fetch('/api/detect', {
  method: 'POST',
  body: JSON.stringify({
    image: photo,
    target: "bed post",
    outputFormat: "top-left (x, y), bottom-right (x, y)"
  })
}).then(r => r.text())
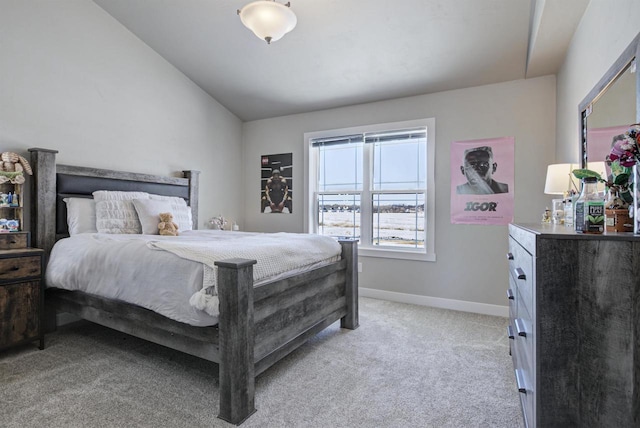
top-left (182, 170), bottom-right (199, 230)
top-left (28, 148), bottom-right (58, 257)
top-left (339, 239), bottom-right (359, 330)
top-left (215, 258), bottom-right (258, 425)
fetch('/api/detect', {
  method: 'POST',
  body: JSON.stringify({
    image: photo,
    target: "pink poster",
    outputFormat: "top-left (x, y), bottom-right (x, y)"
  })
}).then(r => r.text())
top-left (586, 124), bottom-right (629, 163)
top-left (450, 137), bottom-right (515, 225)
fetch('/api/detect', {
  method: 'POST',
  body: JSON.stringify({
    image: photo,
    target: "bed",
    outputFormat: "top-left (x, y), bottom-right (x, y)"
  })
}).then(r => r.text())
top-left (28, 147), bottom-right (359, 425)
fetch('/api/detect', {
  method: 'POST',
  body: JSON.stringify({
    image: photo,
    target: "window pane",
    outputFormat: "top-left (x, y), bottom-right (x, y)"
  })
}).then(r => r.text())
top-left (372, 193), bottom-right (425, 248)
top-left (317, 194), bottom-right (361, 240)
top-left (319, 144), bottom-right (363, 191)
top-left (373, 139), bottom-right (426, 190)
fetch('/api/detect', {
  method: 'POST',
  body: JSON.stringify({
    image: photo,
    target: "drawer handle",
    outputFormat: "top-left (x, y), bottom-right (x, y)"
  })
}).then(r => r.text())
top-left (507, 252), bottom-right (514, 260)
top-left (514, 318), bottom-right (527, 337)
top-left (515, 369), bottom-right (527, 394)
top-left (506, 288), bottom-right (514, 300)
top-left (507, 325), bottom-right (514, 340)
top-left (514, 267), bottom-right (526, 280)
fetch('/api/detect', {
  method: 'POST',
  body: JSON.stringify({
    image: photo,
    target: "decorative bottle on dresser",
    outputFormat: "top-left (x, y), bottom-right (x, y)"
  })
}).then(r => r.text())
top-left (574, 176), bottom-right (604, 234)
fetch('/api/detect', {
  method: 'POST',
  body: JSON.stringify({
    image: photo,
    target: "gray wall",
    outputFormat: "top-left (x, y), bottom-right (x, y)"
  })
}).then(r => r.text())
top-left (0, 0), bottom-right (244, 229)
top-left (242, 76), bottom-right (556, 310)
top-left (556, 0), bottom-right (640, 163)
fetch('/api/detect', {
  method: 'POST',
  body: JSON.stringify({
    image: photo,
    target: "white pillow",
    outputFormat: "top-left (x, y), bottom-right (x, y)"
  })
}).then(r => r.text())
top-left (63, 197), bottom-right (97, 235)
top-left (149, 194), bottom-right (187, 205)
top-left (131, 199), bottom-right (174, 235)
top-left (92, 191), bottom-right (150, 201)
top-left (92, 191), bottom-right (150, 234)
top-left (95, 200), bottom-right (143, 234)
top-left (148, 194), bottom-right (192, 231)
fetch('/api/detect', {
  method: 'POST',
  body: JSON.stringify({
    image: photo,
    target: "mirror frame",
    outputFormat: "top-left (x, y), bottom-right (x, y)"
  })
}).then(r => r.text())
top-left (579, 31), bottom-right (640, 168)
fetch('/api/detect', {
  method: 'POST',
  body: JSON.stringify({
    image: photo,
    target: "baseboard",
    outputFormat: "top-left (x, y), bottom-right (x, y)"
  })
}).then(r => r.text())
top-left (359, 288), bottom-right (509, 317)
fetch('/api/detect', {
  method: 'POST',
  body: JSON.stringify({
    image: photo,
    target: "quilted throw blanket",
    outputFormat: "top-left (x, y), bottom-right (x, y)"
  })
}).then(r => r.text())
top-left (147, 232), bottom-right (341, 316)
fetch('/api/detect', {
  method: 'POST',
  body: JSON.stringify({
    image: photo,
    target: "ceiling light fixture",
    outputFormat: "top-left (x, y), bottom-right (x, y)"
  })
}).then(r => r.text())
top-left (237, 1), bottom-right (297, 44)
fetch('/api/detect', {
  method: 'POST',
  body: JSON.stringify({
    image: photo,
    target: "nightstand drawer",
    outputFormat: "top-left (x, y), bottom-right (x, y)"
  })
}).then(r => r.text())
top-left (0, 256), bottom-right (41, 282)
top-left (0, 248), bottom-right (44, 351)
top-left (0, 280), bottom-right (41, 349)
top-left (0, 232), bottom-right (28, 250)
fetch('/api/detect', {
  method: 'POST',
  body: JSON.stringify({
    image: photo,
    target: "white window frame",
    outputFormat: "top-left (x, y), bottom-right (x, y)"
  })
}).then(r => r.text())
top-left (304, 118), bottom-right (436, 262)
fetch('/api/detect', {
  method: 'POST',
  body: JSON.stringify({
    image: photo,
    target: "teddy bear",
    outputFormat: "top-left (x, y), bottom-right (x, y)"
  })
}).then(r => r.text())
top-left (158, 212), bottom-right (179, 236)
top-left (0, 152), bottom-right (33, 175)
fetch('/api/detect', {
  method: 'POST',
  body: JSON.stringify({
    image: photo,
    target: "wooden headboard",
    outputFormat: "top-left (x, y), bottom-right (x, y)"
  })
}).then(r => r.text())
top-left (28, 148), bottom-right (200, 257)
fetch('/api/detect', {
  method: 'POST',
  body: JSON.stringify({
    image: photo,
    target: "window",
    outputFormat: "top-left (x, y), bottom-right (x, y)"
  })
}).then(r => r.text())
top-left (305, 119), bottom-right (435, 261)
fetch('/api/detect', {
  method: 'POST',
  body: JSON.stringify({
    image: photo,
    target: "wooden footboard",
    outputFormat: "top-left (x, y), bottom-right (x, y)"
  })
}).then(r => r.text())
top-left (215, 239), bottom-right (358, 424)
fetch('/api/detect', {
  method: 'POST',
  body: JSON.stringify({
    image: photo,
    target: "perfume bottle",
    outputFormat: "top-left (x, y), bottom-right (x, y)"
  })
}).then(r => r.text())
top-left (563, 192), bottom-right (574, 227)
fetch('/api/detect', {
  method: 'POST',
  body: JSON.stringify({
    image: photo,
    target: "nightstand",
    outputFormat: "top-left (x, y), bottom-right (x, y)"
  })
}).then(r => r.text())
top-left (0, 232), bottom-right (45, 351)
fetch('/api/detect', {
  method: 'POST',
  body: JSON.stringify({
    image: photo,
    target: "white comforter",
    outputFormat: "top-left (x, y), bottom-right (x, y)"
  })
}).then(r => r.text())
top-left (46, 230), bottom-right (342, 326)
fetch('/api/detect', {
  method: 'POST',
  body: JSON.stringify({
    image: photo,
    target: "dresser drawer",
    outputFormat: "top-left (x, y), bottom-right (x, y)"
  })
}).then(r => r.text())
top-left (0, 255), bottom-right (42, 282)
top-left (507, 277), bottom-right (517, 317)
top-left (513, 299), bottom-right (534, 374)
top-left (0, 232), bottom-right (28, 250)
top-left (508, 237), bottom-right (533, 317)
top-left (514, 366), bottom-right (534, 428)
top-left (507, 284), bottom-right (517, 362)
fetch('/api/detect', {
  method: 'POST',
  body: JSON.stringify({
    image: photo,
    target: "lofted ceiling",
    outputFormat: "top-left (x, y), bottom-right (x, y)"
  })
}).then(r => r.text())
top-left (93, 0), bottom-right (590, 122)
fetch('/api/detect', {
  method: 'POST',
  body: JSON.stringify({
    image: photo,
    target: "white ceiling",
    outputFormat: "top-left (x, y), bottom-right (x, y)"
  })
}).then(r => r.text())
top-left (93, 0), bottom-right (589, 122)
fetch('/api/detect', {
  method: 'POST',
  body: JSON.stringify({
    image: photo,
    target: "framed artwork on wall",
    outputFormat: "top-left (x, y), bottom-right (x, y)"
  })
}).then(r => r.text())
top-left (261, 153), bottom-right (293, 214)
top-left (450, 137), bottom-right (515, 225)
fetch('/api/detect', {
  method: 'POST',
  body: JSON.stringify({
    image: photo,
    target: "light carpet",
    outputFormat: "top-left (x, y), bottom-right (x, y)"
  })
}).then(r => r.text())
top-left (0, 297), bottom-right (523, 427)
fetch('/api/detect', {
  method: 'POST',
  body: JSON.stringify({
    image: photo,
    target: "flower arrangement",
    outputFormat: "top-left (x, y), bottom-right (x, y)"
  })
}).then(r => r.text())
top-left (605, 124), bottom-right (640, 208)
top-left (607, 124), bottom-right (640, 167)
top-left (571, 125), bottom-right (640, 209)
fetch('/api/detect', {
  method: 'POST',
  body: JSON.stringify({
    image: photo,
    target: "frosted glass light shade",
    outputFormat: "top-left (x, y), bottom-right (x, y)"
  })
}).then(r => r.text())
top-left (238, 1), bottom-right (297, 44)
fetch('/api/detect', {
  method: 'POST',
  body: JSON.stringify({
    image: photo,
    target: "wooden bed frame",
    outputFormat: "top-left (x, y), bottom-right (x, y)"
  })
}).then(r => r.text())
top-left (28, 148), bottom-right (359, 425)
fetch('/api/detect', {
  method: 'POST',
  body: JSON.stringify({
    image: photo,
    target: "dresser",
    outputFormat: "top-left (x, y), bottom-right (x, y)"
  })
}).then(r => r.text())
top-left (508, 223), bottom-right (640, 427)
top-left (0, 232), bottom-right (45, 351)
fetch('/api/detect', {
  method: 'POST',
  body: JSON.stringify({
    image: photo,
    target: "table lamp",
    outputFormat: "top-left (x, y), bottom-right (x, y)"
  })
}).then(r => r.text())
top-left (544, 163), bottom-right (579, 226)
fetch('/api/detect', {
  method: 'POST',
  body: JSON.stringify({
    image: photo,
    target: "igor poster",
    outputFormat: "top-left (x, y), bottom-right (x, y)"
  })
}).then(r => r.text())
top-left (450, 137), bottom-right (514, 225)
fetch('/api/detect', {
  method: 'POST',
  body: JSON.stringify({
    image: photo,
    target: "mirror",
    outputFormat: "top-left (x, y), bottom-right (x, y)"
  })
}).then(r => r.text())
top-left (579, 32), bottom-right (640, 168)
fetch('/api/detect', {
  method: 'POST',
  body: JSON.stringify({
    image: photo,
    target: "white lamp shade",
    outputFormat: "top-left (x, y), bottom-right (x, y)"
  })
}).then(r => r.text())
top-left (239, 1), bottom-right (297, 43)
top-left (544, 163), bottom-right (578, 195)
